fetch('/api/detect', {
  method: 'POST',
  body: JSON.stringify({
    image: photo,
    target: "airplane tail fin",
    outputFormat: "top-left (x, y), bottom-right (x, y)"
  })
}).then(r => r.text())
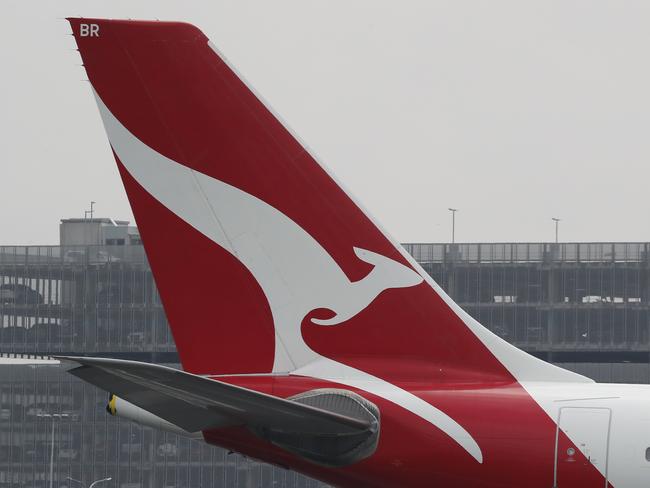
top-left (68, 18), bottom-right (588, 384)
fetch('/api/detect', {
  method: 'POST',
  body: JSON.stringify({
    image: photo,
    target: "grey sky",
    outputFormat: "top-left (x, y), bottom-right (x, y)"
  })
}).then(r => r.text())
top-left (2, 1), bottom-right (650, 245)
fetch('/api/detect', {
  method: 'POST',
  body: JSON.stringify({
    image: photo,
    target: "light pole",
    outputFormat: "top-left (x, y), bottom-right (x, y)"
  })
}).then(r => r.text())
top-left (448, 208), bottom-right (458, 244)
top-left (552, 217), bottom-right (561, 243)
top-left (36, 413), bottom-right (69, 488)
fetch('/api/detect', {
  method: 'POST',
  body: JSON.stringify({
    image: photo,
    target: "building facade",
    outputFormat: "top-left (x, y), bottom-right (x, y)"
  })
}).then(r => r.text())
top-left (406, 242), bottom-right (650, 372)
top-left (1, 240), bottom-right (650, 486)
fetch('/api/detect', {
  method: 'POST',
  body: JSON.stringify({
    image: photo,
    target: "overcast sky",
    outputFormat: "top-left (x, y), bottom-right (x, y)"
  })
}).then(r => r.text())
top-left (2, 1), bottom-right (650, 245)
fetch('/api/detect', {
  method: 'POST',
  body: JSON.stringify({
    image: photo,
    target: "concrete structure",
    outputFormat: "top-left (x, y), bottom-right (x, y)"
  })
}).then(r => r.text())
top-left (60, 218), bottom-right (141, 248)
top-left (1, 234), bottom-right (650, 486)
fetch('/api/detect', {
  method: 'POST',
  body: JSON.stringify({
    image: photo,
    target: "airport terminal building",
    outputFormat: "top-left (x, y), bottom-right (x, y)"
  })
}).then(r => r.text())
top-left (2, 218), bottom-right (650, 487)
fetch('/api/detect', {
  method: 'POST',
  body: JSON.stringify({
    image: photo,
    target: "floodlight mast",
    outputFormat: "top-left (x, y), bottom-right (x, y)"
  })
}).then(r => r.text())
top-left (552, 217), bottom-right (561, 243)
top-left (36, 413), bottom-right (69, 488)
top-left (448, 208), bottom-right (458, 244)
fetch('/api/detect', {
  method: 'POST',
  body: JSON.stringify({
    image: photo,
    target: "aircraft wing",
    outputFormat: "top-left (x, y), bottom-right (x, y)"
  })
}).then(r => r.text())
top-left (57, 356), bottom-right (373, 436)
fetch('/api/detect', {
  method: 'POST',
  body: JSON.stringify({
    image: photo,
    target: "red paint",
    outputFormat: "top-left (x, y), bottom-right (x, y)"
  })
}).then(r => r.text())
top-left (67, 18), bottom-right (612, 487)
top-left (207, 375), bottom-right (611, 488)
top-left (116, 155), bottom-right (275, 374)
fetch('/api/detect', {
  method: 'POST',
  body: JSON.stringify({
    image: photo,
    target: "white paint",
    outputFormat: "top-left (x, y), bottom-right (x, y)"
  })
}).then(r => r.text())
top-left (93, 92), bottom-right (482, 463)
top-left (93, 88), bottom-right (423, 373)
top-left (555, 407), bottom-right (611, 487)
top-left (523, 381), bottom-right (650, 488)
top-left (311, 247), bottom-right (423, 326)
top-left (79, 24), bottom-right (99, 37)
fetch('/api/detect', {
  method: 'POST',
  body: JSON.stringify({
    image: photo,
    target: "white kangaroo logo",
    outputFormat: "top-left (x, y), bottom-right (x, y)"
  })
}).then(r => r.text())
top-left (311, 247), bottom-right (424, 326)
top-left (93, 89), bottom-right (483, 463)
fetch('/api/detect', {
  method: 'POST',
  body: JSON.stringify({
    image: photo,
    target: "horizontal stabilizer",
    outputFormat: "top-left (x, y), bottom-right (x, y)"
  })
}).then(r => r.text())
top-left (57, 356), bottom-right (373, 435)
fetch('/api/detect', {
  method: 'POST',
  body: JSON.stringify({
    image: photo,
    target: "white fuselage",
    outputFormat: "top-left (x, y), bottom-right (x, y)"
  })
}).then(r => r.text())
top-left (525, 382), bottom-right (650, 487)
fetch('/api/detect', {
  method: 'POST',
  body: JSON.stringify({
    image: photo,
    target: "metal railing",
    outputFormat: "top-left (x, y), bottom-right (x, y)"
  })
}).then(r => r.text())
top-left (403, 242), bottom-right (650, 264)
top-left (1, 242), bottom-right (648, 267)
top-left (0, 245), bottom-right (148, 267)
